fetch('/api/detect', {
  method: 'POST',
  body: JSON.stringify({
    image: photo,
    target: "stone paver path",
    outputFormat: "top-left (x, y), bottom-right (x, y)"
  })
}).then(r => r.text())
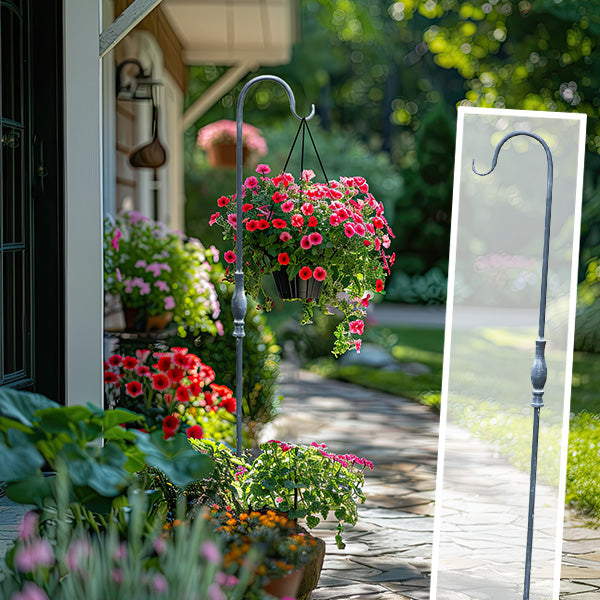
top-left (266, 363), bottom-right (600, 599)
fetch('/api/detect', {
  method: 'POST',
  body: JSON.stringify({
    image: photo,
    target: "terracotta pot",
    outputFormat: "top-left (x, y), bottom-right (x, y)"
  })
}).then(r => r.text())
top-left (122, 306), bottom-right (173, 332)
top-left (272, 267), bottom-right (323, 301)
top-left (262, 567), bottom-right (304, 599)
top-left (296, 533), bottom-right (326, 600)
top-left (205, 142), bottom-right (248, 168)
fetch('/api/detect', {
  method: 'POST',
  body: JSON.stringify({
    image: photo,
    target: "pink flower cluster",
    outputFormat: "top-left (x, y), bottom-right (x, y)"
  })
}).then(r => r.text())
top-left (311, 442), bottom-right (374, 470)
top-left (197, 119), bottom-right (267, 155)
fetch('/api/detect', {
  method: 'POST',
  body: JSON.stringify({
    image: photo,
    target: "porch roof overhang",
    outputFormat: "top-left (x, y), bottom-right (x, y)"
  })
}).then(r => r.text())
top-left (161, 0), bottom-right (298, 66)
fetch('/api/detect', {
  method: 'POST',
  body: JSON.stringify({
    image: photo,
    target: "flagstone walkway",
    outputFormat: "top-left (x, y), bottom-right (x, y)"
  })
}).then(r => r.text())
top-left (265, 363), bottom-right (600, 600)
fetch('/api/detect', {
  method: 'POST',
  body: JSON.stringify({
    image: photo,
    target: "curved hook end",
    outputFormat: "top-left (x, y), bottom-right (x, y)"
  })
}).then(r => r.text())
top-left (472, 157), bottom-right (493, 177)
top-left (302, 103), bottom-right (316, 121)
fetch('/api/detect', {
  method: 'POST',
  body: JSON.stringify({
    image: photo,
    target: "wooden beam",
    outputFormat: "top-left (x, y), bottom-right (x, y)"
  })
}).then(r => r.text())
top-left (181, 63), bottom-right (253, 132)
top-left (99, 0), bottom-right (164, 57)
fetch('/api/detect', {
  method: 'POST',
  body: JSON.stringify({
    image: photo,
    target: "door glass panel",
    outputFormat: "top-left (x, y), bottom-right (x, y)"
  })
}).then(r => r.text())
top-left (1, 1), bottom-right (23, 123)
top-left (3, 251), bottom-right (25, 376)
top-left (2, 125), bottom-right (22, 243)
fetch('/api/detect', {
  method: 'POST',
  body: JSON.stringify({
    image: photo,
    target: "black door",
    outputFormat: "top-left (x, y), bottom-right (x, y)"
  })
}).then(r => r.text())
top-left (1, 0), bottom-right (64, 402)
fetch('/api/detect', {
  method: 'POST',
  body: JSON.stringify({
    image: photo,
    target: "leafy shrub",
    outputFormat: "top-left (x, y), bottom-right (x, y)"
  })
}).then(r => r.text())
top-left (386, 267), bottom-right (448, 304)
top-left (177, 281), bottom-right (282, 446)
top-left (566, 412), bottom-right (600, 517)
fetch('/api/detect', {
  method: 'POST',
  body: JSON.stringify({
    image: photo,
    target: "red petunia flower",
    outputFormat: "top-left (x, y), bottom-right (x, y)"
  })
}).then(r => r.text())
top-left (375, 279), bottom-right (384, 292)
top-left (104, 371), bottom-right (118, 384)
top-left (186, 425), bottom-right (204, 440)
top-left (300, 235), bottom-right (312, 250)
top-left (108, 354), bottom-right (123, 367)
top-left (126, 381), bottom-right (143, 398)
top-left (224, 251), bottom-right (236, 264)
top-left (217, 196), bottom-right (230, 207)
top-left (156, 356), bottom-right (171, 372)
top-left (272, 218), bottom-right (287, 229)
top-left (122, 356), bottom-right (138, 370)
top-left (299, 266), bottom-right (312, 280)
top-left (167, 367), bottom-right (185, 384)
top-left (257, 219), bottom-right (270, 230)
top-left (136, 365), bottom-right (151, 377)
top-left (308, 216), bottom-right (318, 227)
top-left (246, 220), bottom-right (258, 231)
top-left (278, 253), bottom-right (290, 266)
top-left (152, 373), bottom-right (170, 391)
top-left (279, 232), bottom-right (292, 242)
top-left (220, 396), bottom-right (236, 413)
top-left (162, 415), bottom-right (180, 439)
top-left (301, 202), bottom-right (314, 216)
top-left (313, 266), bottom-right (327, 281)
top-left (291, 215), bottom-right (304, 228)
top-left (272, 191), bottom-right (288, 203)
top-left (349, 319), bottom-right (365, 335)
top-left (176, 385), bottom-right (190, 403)
top-left (242, 203), bottom-right (254, 212)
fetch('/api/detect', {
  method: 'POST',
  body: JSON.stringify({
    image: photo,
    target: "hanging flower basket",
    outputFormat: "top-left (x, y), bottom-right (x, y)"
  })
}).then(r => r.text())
top-left (272, 265), bottom-right (323, 300)
top-left (197, 119), bottom-right (267, 169)
top-left (210, 164), bottom-right (395, 356)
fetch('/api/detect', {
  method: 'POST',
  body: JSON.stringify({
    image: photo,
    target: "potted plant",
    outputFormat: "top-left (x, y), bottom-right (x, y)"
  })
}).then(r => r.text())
top-left (191, 438), bottom-right (373, 599)
top-left (210, 507), bottom-right (318, 599)
top-left (104, 211), bottom-right (222, 336)
top-left (210, 165), bottom-right (396, 356)
top-left (197, 119), bottom-right (268, 168)
top-left (104, 346), bottom-right (240, 447)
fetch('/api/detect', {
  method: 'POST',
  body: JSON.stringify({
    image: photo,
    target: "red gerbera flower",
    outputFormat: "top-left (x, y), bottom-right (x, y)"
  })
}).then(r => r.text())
top-left (125, 381), bottom-right (143, 398)
top-left (186, 425), bottom-right (204, 440)
top-left (152, 373), bottom-right (170, 391)
top-left (299, 266), bottom-right (312, 280)
top-left (278, 253), bottom-right (290, 266)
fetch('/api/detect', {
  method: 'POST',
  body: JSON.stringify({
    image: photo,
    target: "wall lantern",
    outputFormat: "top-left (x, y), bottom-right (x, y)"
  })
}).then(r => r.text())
top-left (115, 59), bottom-right (162, 101)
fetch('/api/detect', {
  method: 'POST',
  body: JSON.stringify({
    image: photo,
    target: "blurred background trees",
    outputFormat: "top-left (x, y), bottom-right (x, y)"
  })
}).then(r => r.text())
top-left (184, 0), bottom-right (600, 317)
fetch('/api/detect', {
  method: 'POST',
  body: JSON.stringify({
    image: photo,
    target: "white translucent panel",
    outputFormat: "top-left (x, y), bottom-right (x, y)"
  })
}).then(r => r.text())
top-left (432, 108), bottom-right (586, 600)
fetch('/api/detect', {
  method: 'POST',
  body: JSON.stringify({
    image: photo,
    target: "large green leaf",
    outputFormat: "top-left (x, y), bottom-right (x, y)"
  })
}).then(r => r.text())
top-left (0, 430), bottom-right (44, 481)
top-left (133, 430), bottom-right (214, 487)
top-left (5, 474), bottom-right (53, 507)
top-left (103, 408), bottom-right (144, 430)
top-left (35, 406), bottom-right (93, 434)
top-left (59, 442), bottom-right (129, 497)
top-left (0, 388), bottom-right (58, 428)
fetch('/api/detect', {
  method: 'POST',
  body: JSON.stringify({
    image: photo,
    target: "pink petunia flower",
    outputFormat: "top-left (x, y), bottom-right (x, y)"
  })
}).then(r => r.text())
top-left (300, 235), bottom-right (312, 250)
top-left (224, 251), bottom-right (236, 264)
top-left (281, 200), bottom-right (294, 213)
top-left (308, 232), bottom-right (323, 246)
top-left (227, 214), bottom-right (237, 228)
top-left (111, 228), bottom-right (122, 251)
top-left (349, 319), bottom-right (365, 335)
top-left (291, 214), bottom-right (304, 227)
top-left (301, 202), bottom-right (314, 215)
top-left (344, 223), bottom-right (355, 238)
top-left (302, 169), bottom-right (316, 181)
top-left (256, 164), bottom-right (271, 174)
top-left (244, 176), bottom-right (259, 189)
top-left (209, 212), bottom-right (220, 226)
top-left (313, 266), bottom-right (327, 281)
top-left (279, 232), bottom-right (292, 242)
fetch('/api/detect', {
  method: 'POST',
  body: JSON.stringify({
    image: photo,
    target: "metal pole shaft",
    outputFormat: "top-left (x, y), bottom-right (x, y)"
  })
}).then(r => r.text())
top-left (232, 75), bottom-right (315, 456)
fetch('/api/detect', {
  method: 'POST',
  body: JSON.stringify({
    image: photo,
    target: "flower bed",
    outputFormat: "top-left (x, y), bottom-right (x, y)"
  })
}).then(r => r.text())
top-left (211, 165), bottom-right (395, 355)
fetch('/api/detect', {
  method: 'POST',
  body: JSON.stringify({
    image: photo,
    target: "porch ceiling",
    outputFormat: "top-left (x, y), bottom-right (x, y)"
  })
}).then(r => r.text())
top-left (161, 0), bottom-right (297, 66)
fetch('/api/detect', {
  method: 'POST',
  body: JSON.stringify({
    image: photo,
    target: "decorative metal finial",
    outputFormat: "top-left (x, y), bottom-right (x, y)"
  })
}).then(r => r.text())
top-left (473, 130), bottom-right (553, 600)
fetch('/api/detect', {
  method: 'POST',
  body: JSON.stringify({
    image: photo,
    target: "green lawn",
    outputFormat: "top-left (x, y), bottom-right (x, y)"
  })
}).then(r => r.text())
top-left (308, 323), bottom-right (600, 519)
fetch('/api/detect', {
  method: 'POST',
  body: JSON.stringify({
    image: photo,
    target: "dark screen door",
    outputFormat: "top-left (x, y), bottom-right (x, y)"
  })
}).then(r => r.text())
top-left (1, 0), bottom-right (64, 401)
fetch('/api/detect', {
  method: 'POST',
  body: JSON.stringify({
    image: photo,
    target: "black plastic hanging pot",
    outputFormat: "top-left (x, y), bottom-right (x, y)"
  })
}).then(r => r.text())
top-left (272, 267), bottom-right (323, 300)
